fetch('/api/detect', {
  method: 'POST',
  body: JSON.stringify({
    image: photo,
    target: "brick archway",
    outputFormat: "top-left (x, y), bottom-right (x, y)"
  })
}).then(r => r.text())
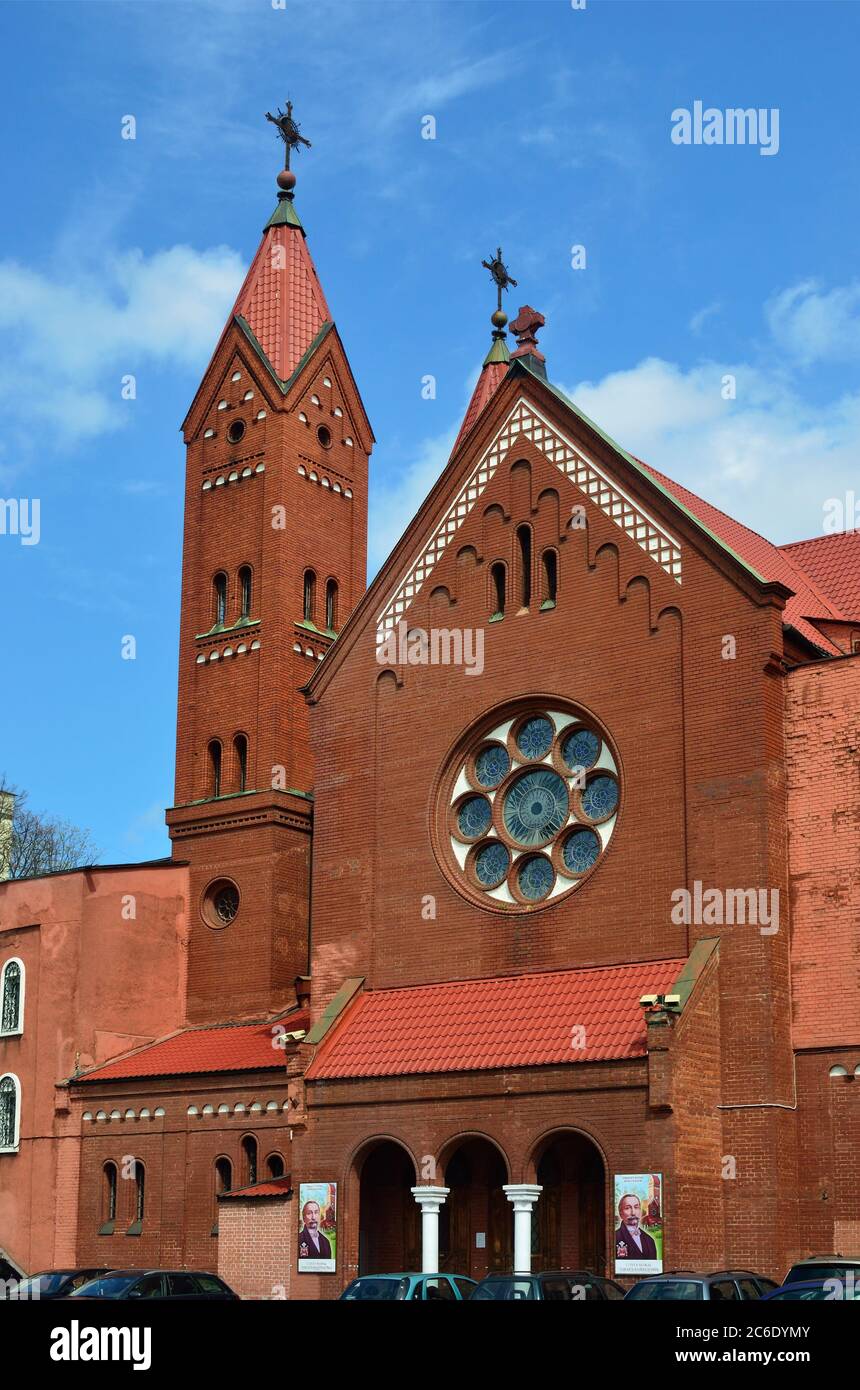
top-left (528, 1128), bottom-right (607, 1275)
top-left (355, 1139), bottom-right (420, 1275)
top-left (438, 1135), bottom-right (513, 1280)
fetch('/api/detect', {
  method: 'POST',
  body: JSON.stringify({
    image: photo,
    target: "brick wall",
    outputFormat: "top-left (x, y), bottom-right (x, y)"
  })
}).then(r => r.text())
top-left (218, 1196), bottom-right (293, 1300)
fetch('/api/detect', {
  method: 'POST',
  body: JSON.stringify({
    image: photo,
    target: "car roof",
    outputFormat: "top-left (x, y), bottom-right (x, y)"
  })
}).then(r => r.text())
top-left (791, 1254), bottom-right (860, 1263)
top-left (84, 1268), bottom-right (220, 1278)
top-left (478, 1270), bottom-right (610, 1282)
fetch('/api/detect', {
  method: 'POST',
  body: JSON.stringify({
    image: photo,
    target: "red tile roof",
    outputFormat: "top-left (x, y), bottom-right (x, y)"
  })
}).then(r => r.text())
top-left (640, 463), bottom-right (846, 653)
top-left (305, 961), bottom-right (685, 1080)
top-left (780, 531), bottom-right (860, 622)
top-left (220, 1176), bottom-right (292, 1201)
top-left (452, 360), bottom-right (508, 455)
top-left (232, 224), bottom-right (330, 381)
top-left (78, 1011), bottom-right (308, 1082)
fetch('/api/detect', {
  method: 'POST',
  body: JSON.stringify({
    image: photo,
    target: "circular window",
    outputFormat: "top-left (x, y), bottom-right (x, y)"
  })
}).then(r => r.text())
top-left (436, 700), bottom-right (620, 912)
top-left (317, 425), bottom-right (332, 449)
top-left (227, 419), bottom-right (246, 445)
top-left (202, 879), bottom-right (240, 929)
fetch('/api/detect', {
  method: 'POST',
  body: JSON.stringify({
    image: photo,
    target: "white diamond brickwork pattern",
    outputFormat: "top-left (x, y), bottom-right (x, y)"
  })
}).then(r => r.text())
top-left (377, 397), bottom-right (682, 642)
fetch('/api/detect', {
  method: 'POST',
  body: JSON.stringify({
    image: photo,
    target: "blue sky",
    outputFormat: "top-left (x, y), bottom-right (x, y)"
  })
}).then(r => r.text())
top-left (1, 0), bottom-right (859, 864)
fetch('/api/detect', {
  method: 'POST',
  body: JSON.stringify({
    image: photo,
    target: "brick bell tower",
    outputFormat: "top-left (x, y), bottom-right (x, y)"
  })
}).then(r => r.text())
top-left (167, 103), bottom-right (373, 1024)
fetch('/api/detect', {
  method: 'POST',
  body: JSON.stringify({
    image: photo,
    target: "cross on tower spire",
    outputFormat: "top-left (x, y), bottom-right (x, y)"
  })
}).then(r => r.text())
top-left (265, 99), bottom-right (311, 199)
top-left (481, 247), bottom-right (517, 333)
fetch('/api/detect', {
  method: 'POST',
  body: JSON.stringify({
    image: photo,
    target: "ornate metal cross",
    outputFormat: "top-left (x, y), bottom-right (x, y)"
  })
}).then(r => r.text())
top-left (481, 248), bottom-right (518, 314)
top-left (265, 100), bottom-right (312, 170)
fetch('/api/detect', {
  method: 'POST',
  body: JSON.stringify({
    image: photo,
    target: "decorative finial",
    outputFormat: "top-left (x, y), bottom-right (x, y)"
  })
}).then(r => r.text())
top-left (265, 99), bottom-right (311, 197)
top-left (481, 247), bottom-right (517, 334)
top-left (510, 305), bottom-right (546, 363)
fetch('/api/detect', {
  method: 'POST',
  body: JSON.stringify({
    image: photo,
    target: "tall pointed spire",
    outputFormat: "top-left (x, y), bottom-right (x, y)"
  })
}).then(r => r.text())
top-left (227, 101), bottom-right (330, 383)
top-left (451, 248), bottom-right (513, 455)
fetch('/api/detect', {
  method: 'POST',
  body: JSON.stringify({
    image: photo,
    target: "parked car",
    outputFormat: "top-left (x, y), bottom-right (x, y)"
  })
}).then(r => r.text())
top-left (624, 1269), bottom-right (778, 1301)
top-left (472, 1270), bottom-right (625, 1301)
top-left (763, 1279), bottom-right (860, 1302)
top-left (67, 1269), bottom-right (239, 1300)
top-left (13, 1268), bottom-right (112, 1301)
top-left (783, 1256), bottom-right (860, 1287)
top-left (339, 1273), bottom-right (476, 1300)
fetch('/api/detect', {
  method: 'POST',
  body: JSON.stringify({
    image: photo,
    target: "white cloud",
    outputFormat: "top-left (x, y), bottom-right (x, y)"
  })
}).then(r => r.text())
top-left (689, 301), bottom-right (721, 334)
top-left (765, 280), bottom-right (860, 366)
top-left (369, 285), bottom-right (860, 573)
top-left (0, 244), bottom-right (245, 467)
top-left (567, 357), bottom-right (860, 543)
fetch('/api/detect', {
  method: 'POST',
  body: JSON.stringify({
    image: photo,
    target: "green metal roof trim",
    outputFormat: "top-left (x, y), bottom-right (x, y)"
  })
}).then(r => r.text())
top-left (509, 356), bottom-right (767, 586)
top-left (264, 197), bottom-right (305, 233)
top-left (172, 786), bottom-right (314, 809)
top-left (304, 977), bottom-right (365, 1048)
top-left (668, 937), bottom-right (720, 1011)
top-left (483, 335), bottom-right (511, 367)
top-left (235, 316), bottom-right (333, 395)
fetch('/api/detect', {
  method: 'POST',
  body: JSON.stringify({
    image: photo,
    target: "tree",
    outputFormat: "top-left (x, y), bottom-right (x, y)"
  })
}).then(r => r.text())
top-left (0, 777), bottom-right (100, 881)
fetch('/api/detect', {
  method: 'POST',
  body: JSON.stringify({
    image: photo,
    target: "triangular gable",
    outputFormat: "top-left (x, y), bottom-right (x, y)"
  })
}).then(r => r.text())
top-left (307, 365), bottom-right (796, 702)
top-left (376, 392), bottom-right (683, 643)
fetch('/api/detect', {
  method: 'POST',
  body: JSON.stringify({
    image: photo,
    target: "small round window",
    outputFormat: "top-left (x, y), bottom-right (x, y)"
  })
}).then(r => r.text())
top-left (435, 701), bottom-right (620, 913)
top-left (202, 878), bottom-right (240, 929)
top-left (317, 425), bottom-right (332, 449)
top-left (227, 419), bottom-right (246, 445)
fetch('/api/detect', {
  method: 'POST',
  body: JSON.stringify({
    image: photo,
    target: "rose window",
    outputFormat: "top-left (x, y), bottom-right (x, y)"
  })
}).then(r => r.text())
top-left (438, 703), bottom-right (620, 911)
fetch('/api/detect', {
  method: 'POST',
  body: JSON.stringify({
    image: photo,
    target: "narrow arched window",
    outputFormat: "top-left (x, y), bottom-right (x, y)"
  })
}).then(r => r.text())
top-left (238, 566), bottom-right (252, 620)
top-left (234, 734), bottom-right (248, 793)
top-left (303, 569), bottom-right (316, 624)
top-left (134, 1162), bottom-right (145, 1223)
top-left (208, 740), bottom-right (222, 798)
top-left (541, 549), bottom-right (558, 608)
top-left (325, 578), bottom-right (338, 632)
top-left (242, 1135), bottom-right (258, 1187)
top-left (517, 525), bottom-right (532, 608)
top-left (215, 1156), bottom-right (232, 1196)
top-left (490, 562), bottom-right (506, 619)
top-left (212, 1155), bottom-right (232, 1236)
top-left (1, 960), bottom-right (23, 1035)
top-left (0, 1074), bottom-right (20, 1151)
top-left (103, 1162), bottom-right (117, 1226)
top-left (213, 572), bottom-right (228, 627)
top-left (266, 1153), bottom-right (286, 1179)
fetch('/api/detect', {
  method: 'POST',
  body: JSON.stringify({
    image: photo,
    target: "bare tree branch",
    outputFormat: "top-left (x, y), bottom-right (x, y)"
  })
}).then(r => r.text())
top-left (0, 775), bottom-right (100, 880)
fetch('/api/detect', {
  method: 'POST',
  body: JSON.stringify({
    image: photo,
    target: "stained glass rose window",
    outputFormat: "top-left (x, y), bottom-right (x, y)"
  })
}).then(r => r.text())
top-left (441, 703), bottom-right (620, 911)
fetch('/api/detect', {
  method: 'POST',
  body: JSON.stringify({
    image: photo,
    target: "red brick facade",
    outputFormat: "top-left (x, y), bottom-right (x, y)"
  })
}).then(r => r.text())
top-left (2, 164), bottom-right (858, 1297)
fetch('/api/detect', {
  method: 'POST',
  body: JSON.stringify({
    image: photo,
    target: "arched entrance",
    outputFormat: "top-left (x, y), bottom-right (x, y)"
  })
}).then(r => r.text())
top-left (439, 1137), bottom-right (512, 1279)
top-left (358, 1141), bottom-right (420, 1274)
top-left (533, 1131), bottom-right (606, 1273)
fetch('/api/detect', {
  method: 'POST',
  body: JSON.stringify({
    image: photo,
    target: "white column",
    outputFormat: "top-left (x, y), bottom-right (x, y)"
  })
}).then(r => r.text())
top-left (411, 1186), bottom-right (450, 1273)
top-left (503, 1183), bottom-right (543, 1275)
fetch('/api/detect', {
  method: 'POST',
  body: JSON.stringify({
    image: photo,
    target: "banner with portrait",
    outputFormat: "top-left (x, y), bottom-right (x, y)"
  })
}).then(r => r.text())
top-left (297, 1182), bottom-right (337, 1273)
top-left (613, 1173), bottom-right (663, 1276)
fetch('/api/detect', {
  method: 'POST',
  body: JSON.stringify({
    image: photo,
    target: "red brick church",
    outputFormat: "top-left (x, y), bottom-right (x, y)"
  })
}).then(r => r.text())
top-left (1, 119), bottom-right (858, 1298)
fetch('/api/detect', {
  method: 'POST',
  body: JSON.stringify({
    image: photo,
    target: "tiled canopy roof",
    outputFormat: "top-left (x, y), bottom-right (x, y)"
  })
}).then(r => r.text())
top-left (77, 1011), bottom-right (308, 1083)
top-left (780, 531), bottom-right (860, 623)
top-left (305, 960), bottom-right (685, 1081)
top-left (219, 1176), bottom-right (293, 1201)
